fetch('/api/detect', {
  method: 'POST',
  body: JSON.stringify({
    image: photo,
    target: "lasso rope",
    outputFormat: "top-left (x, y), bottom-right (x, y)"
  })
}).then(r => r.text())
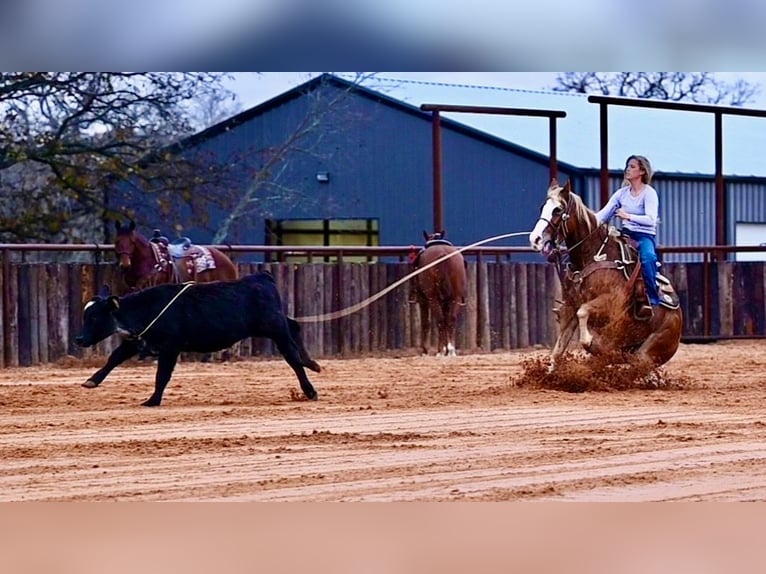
top-left (295, 231), bottom-right (530, 323)
top-left (137, 281), bottom-right (195, 338)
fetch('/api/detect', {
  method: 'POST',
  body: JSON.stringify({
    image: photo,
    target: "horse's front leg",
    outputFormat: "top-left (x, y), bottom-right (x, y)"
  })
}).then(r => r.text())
top-left (575, 295), bottom-right (613, 352)
top-left (550, 315), bottom-right (578, 371)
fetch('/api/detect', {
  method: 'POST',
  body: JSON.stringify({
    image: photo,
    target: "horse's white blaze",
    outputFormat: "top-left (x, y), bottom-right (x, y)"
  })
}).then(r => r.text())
top-left (529, 198), bottom-right (558, 250)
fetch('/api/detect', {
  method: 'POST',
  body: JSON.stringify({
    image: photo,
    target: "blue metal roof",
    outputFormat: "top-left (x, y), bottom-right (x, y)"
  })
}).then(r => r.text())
top-left (355, 75), bottom-right (766, 178)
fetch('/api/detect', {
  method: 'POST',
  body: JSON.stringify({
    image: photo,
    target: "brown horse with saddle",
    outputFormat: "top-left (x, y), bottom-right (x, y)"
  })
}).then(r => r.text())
top-left (409, 230), bottom-right (468, 357)
top-left (113, 220), bottom-right (240, 361)
top-left (113, 220), bottom-right (238, 292)
top-left (529, 180), bottom-right (683, 369)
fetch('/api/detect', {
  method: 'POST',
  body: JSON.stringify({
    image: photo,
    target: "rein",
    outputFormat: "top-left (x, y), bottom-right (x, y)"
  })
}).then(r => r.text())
top-left (540, 194), bottom-right (607, 267)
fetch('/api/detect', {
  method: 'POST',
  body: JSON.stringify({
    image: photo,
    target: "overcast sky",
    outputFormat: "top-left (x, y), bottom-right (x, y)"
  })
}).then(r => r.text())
top-left (226, 73), bottom-right (766, 112)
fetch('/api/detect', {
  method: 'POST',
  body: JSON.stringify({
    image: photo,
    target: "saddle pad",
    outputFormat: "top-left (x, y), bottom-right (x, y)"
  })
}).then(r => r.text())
top-left (652, 272), bottom-right (679, 308)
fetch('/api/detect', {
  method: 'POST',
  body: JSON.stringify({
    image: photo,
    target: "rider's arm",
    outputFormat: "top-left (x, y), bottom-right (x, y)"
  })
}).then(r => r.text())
top-left (625, 187), bottom-right (658, 227)
top-left (595, 190), bottom-right (622, 225)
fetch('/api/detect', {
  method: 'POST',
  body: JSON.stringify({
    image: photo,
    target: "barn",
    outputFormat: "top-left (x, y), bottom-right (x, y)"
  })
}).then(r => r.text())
top-left (111, 73), bottom-right (766, 263)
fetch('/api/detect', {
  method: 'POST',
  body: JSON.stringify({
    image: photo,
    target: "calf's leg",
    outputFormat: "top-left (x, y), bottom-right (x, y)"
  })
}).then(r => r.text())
top-left (83, 339), bottom-right (140, 388)
top-left (273, 333), bottom-right (318, 401)
top-left (287, 318), bottom-right (321, 373)
top-left (142, 351), bottom-right (180, 407)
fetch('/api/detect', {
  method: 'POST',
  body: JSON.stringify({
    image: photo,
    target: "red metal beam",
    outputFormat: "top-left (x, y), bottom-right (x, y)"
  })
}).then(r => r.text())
top-left (431, 111), bottom-right (444, 233)
top-left (420, 103), bottom-right (567, 236)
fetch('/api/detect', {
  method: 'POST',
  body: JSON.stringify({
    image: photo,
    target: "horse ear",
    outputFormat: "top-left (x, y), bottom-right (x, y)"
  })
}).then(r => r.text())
top-left (439, 229), bottom-right (445, 238)
top-left (114, 220), bottom-right (120, 232)
top-left (98, 284), bottom-right (111, 299)
top-left (550, 177), bottom-right (559, 188)
top-left (423, 230), bottom-right (429, 241)
top-left (562, 180), bottom-right (572, 194)
top-left (128, 220), bottom-right (136, 232)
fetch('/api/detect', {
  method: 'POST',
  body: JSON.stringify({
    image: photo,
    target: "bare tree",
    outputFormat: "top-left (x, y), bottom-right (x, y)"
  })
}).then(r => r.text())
top-left (0, 72), bottom-right (238, 242)
top-left (187, 85), bottom-right (246, 132)
top-left (551, 72), bottom-right (760, 106)
top-left (210, 72), bottom-right (378, 244)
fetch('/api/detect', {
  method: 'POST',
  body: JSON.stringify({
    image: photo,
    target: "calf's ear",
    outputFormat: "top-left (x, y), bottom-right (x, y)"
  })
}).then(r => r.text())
top-left (108, 296), bottom-right (120, 310)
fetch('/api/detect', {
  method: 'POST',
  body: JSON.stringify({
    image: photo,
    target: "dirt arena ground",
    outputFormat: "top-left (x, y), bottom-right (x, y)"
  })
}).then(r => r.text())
top-left (2, 340), bottom-right (766, 501)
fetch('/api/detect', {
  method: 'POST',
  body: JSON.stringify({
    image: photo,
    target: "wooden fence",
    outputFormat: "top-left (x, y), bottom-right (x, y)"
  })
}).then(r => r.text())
top-left (1, 259), bottom-right (765, 368)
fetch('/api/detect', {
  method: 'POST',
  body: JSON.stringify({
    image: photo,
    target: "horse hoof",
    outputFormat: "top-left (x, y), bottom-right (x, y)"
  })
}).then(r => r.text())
top-left (82, 380), bottom-right (99, 388)
top-left (141, 398), bottom-right (161, 407)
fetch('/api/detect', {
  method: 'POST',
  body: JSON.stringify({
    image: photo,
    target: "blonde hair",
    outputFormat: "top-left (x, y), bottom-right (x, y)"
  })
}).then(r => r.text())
top-left (624, 154), bottom-right (653, 185)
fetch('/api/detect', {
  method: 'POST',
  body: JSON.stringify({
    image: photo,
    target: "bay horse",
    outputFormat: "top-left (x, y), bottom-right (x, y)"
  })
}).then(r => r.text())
top-left (410, 230), bottom-right (467, 357)
top-left (113, 220), bottom-right (239, 361)
top-left (528, 180), bottom-right (683, 369)
top-left (114, 220), bottom-right (238, 292)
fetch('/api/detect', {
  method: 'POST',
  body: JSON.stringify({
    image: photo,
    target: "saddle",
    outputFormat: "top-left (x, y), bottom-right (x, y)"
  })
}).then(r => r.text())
top-left (409, 238), bottom-right (454, 267)
top-left (166, 236), bottom-right (217, 277)
top-left (613, 232), bottom-right (680, 311)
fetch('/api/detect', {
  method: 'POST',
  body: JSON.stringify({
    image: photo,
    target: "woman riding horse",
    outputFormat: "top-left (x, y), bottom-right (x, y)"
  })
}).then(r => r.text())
top-left (529, 180), bottom-right (682, 370)
top-left (595, 154), bottom-right (661, 320)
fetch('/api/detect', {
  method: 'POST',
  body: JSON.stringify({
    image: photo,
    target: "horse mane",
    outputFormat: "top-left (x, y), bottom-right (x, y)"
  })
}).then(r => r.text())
top-left (548, 183), bottom-right (596, 233)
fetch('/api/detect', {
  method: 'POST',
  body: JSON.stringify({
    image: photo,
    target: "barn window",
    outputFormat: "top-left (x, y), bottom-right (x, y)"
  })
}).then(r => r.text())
top-left (265, 218), bottom-right (380, 263)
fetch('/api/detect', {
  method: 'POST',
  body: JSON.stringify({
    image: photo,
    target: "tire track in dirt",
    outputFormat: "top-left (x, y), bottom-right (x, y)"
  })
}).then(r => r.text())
top-left (3, 342), bottom-right (766, 501)
top-left (2, 403), bottom-right (765, 501)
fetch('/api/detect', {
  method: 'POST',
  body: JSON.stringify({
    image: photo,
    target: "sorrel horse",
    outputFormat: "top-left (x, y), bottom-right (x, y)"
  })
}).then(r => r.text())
top-left (410, 230), bottom-right (467, 357)
top-left (528, 180), bottom-right (683, 369)
top-left (114, 220), bottom-right (238, 292)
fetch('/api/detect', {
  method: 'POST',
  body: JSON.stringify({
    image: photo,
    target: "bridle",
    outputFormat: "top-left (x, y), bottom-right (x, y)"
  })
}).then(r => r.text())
top-left (538, 193), bottom-right (600, 257)
top-left (536, 194), bottom-right (574, 255)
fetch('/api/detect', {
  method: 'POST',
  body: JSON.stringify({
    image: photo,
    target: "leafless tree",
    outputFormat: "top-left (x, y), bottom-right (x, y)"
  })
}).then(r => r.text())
top-left (551, 72), bottom-right (760, 106)
top-left (0, 72), bottom-right (237, 242)
top-left (210, 72), bottom-right (378, 244)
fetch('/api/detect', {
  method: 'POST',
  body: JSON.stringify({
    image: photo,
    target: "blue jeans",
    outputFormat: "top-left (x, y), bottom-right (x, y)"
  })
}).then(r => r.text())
top-left (623, 230), bottom-right (660, 305)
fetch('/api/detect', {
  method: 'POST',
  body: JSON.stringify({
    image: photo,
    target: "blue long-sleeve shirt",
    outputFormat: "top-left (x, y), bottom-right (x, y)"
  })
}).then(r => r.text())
top-left (595, 184), bottom-right (659, 235)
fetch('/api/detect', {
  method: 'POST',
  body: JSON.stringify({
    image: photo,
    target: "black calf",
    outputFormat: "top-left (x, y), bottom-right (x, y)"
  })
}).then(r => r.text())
top-left (75, 273), bottom-right (321, 406)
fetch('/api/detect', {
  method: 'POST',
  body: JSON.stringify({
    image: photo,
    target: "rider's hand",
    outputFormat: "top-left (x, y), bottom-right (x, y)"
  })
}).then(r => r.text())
top-left (616, 208), bottom-right (630, 221)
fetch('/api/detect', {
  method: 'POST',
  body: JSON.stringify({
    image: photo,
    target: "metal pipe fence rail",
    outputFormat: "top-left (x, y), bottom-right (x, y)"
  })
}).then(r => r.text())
top-left (1, 243), bottom-right (766, 367)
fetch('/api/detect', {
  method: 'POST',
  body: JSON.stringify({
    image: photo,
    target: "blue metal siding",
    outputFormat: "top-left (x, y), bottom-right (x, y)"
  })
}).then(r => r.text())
top-left (120, 82), bottom-right (571, 258)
